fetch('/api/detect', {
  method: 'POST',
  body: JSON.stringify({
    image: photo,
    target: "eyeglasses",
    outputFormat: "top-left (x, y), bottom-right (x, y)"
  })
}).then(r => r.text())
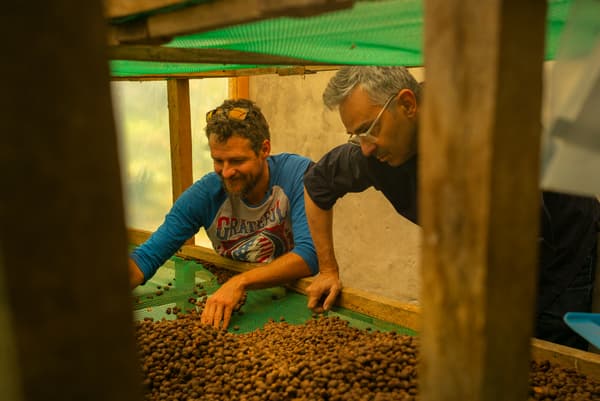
top-left (347, 94), bottom-right (396, 146)
top-left (206, 107), bottom-right (249, 122)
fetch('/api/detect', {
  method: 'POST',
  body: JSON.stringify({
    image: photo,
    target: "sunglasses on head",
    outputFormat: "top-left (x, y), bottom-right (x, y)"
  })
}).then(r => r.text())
top-left (206, 107), bottom-right (249, 123)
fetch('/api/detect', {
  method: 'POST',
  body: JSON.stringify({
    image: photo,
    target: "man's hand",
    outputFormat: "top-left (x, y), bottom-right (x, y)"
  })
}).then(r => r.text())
top-left (128, 258), bottom-right (144, 289)
top-left (306, 271), bottom-right (342, 313)
top-left (201, 276), bottom-right (245, 330)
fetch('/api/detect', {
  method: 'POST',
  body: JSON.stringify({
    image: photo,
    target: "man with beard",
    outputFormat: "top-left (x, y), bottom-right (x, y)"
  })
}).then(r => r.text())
top-left (303, 66), bottom-right (599, 350)
top-left (129, 99), bottom-right (318, 330)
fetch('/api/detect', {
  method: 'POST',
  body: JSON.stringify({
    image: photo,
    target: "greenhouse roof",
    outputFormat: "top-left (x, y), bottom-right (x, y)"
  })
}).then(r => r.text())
top-left (108, 0), bottom-right (573, 77)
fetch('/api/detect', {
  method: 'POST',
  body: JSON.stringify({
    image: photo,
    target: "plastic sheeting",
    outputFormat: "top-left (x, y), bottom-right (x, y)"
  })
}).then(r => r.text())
top-left (541, 0), bottom-right (600, 196)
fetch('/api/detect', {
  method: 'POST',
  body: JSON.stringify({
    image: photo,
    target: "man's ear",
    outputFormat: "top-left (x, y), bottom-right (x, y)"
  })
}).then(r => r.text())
top-left (397, 89), bottom-right (417, 118)
top-left (260, 139), bottom-right (271, 157)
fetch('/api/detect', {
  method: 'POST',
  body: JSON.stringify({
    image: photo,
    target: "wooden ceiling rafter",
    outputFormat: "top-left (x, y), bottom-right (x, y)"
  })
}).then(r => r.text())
top-left (108, 45), bottom-right (336, 65)
top-left (106, 0), bottom-right (355, 45)
top-left (109, 65), bottom-right (341, 80)
top-left (104, 0), bottom-right (187, 19)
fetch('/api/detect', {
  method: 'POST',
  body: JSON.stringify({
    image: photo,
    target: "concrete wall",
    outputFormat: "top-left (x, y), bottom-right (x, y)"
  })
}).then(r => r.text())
top-left (250, 70), bottom-right (424, 304)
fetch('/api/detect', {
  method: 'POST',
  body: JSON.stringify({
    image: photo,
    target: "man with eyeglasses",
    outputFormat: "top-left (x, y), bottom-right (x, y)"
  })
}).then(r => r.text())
top-left (129, 98), bottom-right (318, 330)
top-left (303, 66), bottom-right (599, 350)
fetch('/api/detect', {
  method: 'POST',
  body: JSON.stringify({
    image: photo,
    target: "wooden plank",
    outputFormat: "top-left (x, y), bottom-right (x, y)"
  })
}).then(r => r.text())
top-left (167, 79), bottom-right (193, 202)
top-left (0, 261), bottom-right (23, 401)
top-left (104, 0), bottom-right (185, 18)
top-left (180, 244), bottom-right (259, 271)
top-left (108, 45), bottom-right (333, 65)
top-left (108, 0), bottom-right (354, 44)
top-left (128, 228), bottom-right (153, 244)
top-left (1, 2), bottom-right (142, 400)
top-left (531, 339), bottom-right (600, 380)
top-left (229, 76), bottom-right (250, 99)
top-left (167, 79), bottom-right (194, 245)
top-left (288, 280), bottom-right (422, 331)
top-left (147, 0), bottom-right (354, 39)
top-left (110, 65), bottom-right (339, 80)
top-left (420, 0), bottom-right (546, 400)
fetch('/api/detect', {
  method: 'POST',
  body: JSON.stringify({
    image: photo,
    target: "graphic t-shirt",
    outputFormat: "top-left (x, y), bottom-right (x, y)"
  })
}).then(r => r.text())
top-left (208, 187), bottom-right (293, 263)
top-left (132, 153), bottom-right (317, 282)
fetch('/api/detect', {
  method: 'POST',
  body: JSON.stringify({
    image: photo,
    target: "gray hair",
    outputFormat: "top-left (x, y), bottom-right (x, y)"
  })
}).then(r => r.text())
top-left (323, 66), bottom-right (422, 109)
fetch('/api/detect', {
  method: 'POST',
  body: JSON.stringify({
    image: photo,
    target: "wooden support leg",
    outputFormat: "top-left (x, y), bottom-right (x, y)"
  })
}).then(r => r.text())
top-left (421, 1), bottom-right (546, 400)
top-left (0, 2), bottom-right (142, 400)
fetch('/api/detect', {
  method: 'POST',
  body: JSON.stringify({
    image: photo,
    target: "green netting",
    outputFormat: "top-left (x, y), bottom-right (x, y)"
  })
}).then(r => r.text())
top-left (111, 0), bottom-right (572, 77)
top-left (110, 61), bottom-right (262, 76)
top-left (132, 256), bottom-right (417, 336)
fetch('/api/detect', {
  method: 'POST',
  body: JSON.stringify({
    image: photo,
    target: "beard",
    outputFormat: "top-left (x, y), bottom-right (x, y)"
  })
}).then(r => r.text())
top-left (220, 165), bottom-right (264, 200)
top-left (222, 175), bottom-right (257, 198)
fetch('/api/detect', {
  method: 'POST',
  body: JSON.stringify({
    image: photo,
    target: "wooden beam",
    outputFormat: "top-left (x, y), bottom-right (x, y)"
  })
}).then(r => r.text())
top-left (108, 45), bottom-right (335, 65)
top-left (1, 2), bottom-right (142, 400)
top-left (108, 0), bottom-right (355, 45)
top-left (229, 76), bottom-right (249, 99)
top-left (531, 339), bottom-right (600, 380)
top-left (167, 79), bottom-right (193, 202)
top-left (128, 228), bottom-right (153, 245)
top-left (110, 65), bottom-right (339, 80)
top-left (104, 0), bottom-right (185, 19)
top-left (289, 279), bottom-right (422, 331)
top-left (420, 1), bottom-right (546, 400)
top-left (167, 79), bottom-right (195, 245)
top-left (0, 259), bottom-right (23, 401)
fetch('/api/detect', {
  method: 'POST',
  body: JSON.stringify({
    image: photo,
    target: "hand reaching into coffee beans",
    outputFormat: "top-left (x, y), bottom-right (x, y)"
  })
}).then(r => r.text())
top-left (306, 270), bottom-right (342, 313)
top-left (201, 276), bottom-right (245, 329)
top-left (202, 253), bottom-right (313, 329)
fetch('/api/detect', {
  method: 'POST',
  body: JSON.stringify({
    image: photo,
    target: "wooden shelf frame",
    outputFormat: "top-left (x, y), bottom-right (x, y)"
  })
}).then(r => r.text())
top-left (128, 226), bottom-right (600, 382)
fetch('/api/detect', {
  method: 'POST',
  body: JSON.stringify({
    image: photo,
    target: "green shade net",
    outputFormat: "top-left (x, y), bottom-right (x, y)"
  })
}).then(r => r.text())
top-left (111, 0), bottom-right (571, 77)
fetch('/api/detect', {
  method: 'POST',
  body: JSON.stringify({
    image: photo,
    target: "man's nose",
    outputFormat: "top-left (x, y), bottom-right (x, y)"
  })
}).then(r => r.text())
top-left (360, 140), bottom-right (377, 157)
top-left (221, 163), bottom-right (236, 178)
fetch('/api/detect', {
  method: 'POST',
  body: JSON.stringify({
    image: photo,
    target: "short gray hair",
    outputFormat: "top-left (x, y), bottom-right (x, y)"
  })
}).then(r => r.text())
top-left (323, 66), bottom-right (421, 109)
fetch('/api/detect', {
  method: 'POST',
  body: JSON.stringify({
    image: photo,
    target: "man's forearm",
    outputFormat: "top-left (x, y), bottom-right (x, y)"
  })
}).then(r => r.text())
top-left (128, 258), bottom-right (145, 288)
top-left (233, 252), bottom-right (312, 291)
top-left (303, 188), bottom-right (339, 274)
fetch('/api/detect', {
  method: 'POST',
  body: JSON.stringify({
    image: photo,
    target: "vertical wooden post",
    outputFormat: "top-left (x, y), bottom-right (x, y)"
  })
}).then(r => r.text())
top-left (167, 79), bottom-right (194, 202)
top-left (167, 78), bottom-right (194, 245)
top-left (0, 252), bottom-right (23, 401)
top-left (420, 1), bottom-right (546, 400)
top-left (229, 76), bottom-right (250, 99)
top-left (0, 2), bottom-right (142, 400)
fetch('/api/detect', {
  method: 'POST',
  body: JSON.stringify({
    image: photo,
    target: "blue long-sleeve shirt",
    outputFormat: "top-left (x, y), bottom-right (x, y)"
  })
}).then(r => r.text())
top-left (132, 153), bottom-right (318, 282)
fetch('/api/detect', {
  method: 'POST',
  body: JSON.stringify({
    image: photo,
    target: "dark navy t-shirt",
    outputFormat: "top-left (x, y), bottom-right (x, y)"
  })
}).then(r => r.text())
top-left (305, 143), bottom-right (600, 314)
